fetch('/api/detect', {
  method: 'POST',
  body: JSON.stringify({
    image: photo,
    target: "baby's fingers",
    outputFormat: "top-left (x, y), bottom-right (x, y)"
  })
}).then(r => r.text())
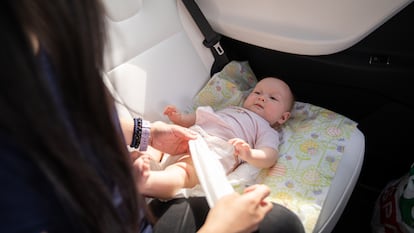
top-left (163, 105), bottom-right (176, 115)
top-left (228, 138), bottom-right (244, 146)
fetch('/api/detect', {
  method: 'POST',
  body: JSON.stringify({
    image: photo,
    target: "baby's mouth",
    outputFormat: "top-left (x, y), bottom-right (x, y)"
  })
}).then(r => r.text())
top-left (253, 103), bottom-right (263, 109)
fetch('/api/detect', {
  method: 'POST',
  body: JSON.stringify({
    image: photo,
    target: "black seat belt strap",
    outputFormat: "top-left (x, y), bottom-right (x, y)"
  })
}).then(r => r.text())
top-left (181, 0), bottom-right (229, 76)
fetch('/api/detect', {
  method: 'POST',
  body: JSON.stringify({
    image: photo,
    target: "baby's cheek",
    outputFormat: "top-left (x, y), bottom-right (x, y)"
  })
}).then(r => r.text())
top-left (266, 112), bottom-right (278, 125)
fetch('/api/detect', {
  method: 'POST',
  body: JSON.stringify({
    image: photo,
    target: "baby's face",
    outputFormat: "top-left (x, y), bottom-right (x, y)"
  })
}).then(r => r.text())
top-left (243, 77), bottom-right (292, 126)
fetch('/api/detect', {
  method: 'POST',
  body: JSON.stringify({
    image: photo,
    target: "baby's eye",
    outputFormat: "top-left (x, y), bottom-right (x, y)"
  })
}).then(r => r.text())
top-left (270, 96), bottom-right (278, 101)
top-left (254, 91), bottom-right (260, 95)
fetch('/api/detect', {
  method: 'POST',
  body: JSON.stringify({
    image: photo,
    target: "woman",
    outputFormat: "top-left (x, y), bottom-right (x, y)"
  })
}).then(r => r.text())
top-left (0, 1), bottom-right (304, 233)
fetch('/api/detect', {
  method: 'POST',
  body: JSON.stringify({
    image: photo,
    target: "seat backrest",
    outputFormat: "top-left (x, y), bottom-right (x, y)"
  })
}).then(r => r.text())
top-left (103, 0), bottom-right (213, 121)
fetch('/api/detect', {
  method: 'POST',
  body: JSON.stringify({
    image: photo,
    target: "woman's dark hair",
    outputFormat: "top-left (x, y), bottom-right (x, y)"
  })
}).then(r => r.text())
top-left (0, 1), bottom-right (141, 232)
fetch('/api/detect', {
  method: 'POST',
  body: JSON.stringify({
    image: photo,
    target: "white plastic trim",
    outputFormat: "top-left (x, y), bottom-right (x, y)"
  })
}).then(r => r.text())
top-left (314, 129), bottom-right (365, 233)
top-left (196, 0), bottom-right (413, 55)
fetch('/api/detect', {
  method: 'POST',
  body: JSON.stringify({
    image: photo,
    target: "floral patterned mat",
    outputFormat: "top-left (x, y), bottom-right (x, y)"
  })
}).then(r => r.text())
top-left (189, 60), bottom-right (358, 233)
top-left (256, 101), bottom-right (357, 232)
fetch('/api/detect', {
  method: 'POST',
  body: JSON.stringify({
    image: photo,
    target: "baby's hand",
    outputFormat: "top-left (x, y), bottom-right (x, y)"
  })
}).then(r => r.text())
top-left (228, 138), bottom-right (252, 161)
top-left (163, 105), bottom-right (181, 124)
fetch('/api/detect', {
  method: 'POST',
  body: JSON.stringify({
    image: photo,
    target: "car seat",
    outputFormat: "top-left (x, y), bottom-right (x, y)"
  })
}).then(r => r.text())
top-left (101, 0), bottom-right (371, 232)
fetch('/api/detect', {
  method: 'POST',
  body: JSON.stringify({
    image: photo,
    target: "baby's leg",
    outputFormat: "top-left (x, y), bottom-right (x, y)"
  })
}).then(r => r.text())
top-left (134, 154), bottom-right (198, 199)
top-left (145, 145), bottom-right (164, 162)
top-left (139, 154), bottom-right (199, 199)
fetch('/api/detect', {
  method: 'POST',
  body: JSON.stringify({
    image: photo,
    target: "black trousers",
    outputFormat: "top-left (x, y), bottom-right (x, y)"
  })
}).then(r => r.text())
top-left (149, 197), bottom-right (305, 233)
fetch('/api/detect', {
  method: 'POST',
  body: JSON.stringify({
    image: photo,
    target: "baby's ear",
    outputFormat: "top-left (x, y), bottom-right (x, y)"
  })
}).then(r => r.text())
top-left (277, 111), bottom-right (291, 125)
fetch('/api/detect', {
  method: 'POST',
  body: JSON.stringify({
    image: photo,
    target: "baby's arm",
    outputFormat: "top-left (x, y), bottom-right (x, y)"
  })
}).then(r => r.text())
top-left (164, 105), bottom-right (196, 127)
top-left (228, 138), bottom-right (278, 169)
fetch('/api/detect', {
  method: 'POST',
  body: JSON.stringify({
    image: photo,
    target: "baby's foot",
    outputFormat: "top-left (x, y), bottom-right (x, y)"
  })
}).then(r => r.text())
top-left (134, 154), bottom-right (151, 193)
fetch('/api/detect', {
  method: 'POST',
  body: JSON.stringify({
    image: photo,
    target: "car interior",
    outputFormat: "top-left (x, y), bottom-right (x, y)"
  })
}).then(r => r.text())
top-left (102, 0), bottom-right (414, 232)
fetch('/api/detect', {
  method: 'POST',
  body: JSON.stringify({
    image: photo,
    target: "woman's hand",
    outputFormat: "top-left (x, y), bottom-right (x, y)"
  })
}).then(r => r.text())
top-left (199, 184), bottom-right (273, 233)
top-left (150, 121), bottom-right (197, 155)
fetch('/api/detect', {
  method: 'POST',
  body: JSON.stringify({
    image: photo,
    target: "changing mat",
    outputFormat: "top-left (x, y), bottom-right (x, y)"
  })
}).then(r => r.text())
top-left (187, 60), bottom-right (358, 233)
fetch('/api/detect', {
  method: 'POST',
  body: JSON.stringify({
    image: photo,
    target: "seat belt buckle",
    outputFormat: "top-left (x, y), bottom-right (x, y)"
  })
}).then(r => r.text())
top-left (203, 37), bottom-right (225, 56)
top-left (213, 42), bottom-right (225, 55)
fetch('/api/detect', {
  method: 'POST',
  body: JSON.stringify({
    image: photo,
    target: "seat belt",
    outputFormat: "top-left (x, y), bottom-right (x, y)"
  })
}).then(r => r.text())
top-left (181, 0), bottom-right (229, 76)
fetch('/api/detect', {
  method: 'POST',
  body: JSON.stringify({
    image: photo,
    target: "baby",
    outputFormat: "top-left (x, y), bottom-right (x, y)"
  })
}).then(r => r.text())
top-left (136, 77), bottom-right (294, 199)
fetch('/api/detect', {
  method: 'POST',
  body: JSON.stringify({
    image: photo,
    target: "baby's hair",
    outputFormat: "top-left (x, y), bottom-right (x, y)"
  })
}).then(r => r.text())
top-left (288, 89), bottom-right (296, 112)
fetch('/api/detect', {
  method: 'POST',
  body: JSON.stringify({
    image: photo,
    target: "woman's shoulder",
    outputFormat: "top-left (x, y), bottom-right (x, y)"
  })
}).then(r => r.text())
top-left (0, 133), bottom-right (74, 232)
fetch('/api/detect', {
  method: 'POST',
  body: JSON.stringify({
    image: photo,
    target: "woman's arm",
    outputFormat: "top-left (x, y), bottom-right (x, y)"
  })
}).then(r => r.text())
top-left (120, 117), bottom-right (197, 155)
